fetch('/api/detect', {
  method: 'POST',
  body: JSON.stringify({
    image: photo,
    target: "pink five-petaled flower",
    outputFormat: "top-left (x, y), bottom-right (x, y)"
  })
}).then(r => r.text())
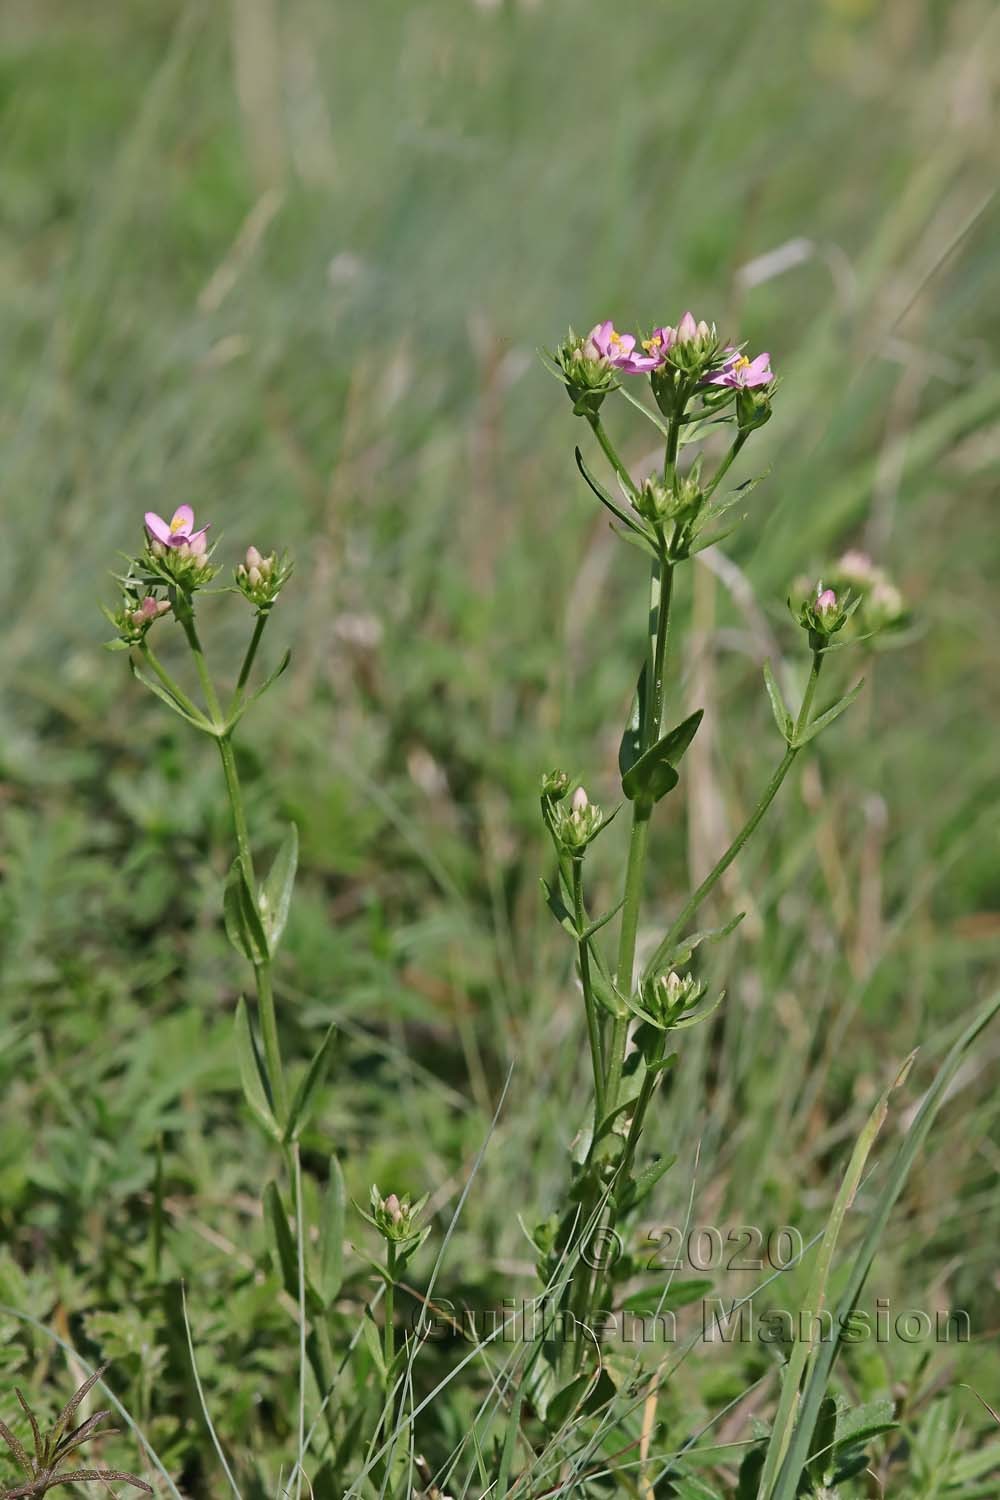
top-left (587, 320), bottom-right (659, 374)
top-left (706, 350), bottom-right (773, 389)
top-left (144, 504), bottom-right (209, 550)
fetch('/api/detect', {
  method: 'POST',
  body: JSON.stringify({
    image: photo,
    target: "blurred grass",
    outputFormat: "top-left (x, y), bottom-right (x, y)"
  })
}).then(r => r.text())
top-left (1, 0), bottom-right (999, 1491)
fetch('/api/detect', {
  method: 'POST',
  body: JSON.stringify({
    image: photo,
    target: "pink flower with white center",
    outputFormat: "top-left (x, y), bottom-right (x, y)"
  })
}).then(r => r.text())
top-left (587, 320), bottom-right (659, 374)
top-left (705, 351), bottom-right (773, 389)
top-left (144, 504), bottom-right (209, 550)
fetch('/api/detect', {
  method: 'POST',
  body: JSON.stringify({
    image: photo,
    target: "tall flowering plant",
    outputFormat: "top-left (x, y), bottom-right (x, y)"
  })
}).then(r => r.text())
top-left (536, 314), bottom-right (903, 1392)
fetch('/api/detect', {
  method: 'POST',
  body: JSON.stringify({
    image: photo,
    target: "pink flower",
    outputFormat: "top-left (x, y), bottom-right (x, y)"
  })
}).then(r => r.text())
top-left (706, 351), bottom-right (773, 389)
top-left (586, 321), bottom-right (659, 374)
top-left (144, 504), bottom-right (209, 550)
top-left (815, 588), bottom-right (838, 615)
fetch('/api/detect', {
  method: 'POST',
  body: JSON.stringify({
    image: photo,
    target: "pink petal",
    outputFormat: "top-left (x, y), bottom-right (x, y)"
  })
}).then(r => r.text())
top-left (145, 512), bottom-right (171, 544)
top-left (171, 504), bottom-right (195, 532)
top-left (188, 528), bottom-right (209, 553)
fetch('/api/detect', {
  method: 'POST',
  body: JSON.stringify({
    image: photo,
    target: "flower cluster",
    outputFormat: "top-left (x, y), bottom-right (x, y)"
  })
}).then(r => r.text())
top-left (235, 546), bottom-right (293, 611)
top-left (142, 505), bottom-right (219, 591)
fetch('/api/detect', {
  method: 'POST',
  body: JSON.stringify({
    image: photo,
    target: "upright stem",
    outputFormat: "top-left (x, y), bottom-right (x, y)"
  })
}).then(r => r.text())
top-left (573, 858), bottom-right (606, 1125)
top-left (231, 611), bottom-right (269, 709)
top-left (177, 604), bottom-right (224, 727)
top-left (606, 551), bottom-right (674, 1110)
top-left (383, 1240), bottom-right (397, 1449)
top-left (645, 652), bottom-right (824, 978)
top-left (178, 599), bottom-right (287, 1117)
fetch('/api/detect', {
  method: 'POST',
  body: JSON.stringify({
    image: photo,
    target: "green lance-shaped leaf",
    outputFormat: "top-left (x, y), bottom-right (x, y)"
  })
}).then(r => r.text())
top-left (574, 446), bottom-right (651, 537)
top-left (619, 661), bottom-right (648, 777)
top-left (223, 860), bottom-right (270, 965)
top-left (259, 822), bottom-right (298, 951)
top-left (234, 997), bottom-right (281, 1141)
top-left (264, 1180), bottom-right (299, 1299)
top-left (129, 659), bottom-right (215, 733)
top-left (792, 678), bottom-right (865, 747)
top-left (763, 660), bottom-right (794, 743)
top-left (284, 1024), bottom-right (337, 1143)
top-left (318, 1155), bottom-right (346, 1306)
top-left (621, 709), bottom-right (704, 805)
top-left (225, 647), bottom-right (292, 730)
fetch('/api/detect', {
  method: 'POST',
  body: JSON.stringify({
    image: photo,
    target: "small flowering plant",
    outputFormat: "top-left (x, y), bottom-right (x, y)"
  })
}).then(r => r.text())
top-left (535, 306), bottom-right (906, 1414)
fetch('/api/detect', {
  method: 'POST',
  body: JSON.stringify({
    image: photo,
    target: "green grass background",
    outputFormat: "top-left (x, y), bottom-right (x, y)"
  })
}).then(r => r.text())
top-left (1, 0), bottom-right (999, 1493)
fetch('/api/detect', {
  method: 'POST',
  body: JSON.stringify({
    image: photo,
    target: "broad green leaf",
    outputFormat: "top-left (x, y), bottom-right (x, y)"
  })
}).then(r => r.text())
top-left (223, 860), bottom-right (269, 965)
top-left (258, 822), bottom-right (298, 951)
top-left (234, 997), bottom-right (280, 1141)
top-left (763, 660), bottom-right (793, 742)
top-left (621, 710), bottom-right (703, 805)
top-left (619, 662), bottom-right (648, 777)
top-left (284, 1024), bottom-right (336, 1142)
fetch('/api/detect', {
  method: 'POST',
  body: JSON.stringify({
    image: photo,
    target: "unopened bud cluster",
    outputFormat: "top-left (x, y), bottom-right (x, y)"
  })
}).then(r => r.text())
top-left (366, 1184), bottom-right (427, 1247)
top-left (794, 582), bottom-right (856, 651)
top-left (235, 546), bottom-right (291, 610)
top-left (106, 589), bottom-right (172, 646)
top-left (640, 968), bottom-right (706, 1031)
top-left (555, 785), bottom-right (605, 854)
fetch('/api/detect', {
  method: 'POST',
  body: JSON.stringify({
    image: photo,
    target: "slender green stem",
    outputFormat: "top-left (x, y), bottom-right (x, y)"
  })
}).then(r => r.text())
top-left (587, 413), bottom-right (639, 497)
top-left (176, 599), bottom-right (288, 1117)
top-left (573, 858), bottom-right (606, 1126)
top-left (645, 652), bottom-right (825, 979)
top-left (176, 603), bottom-right (224, 727)
top-left (231, 610), bottom-right (269, 711)
top-left (382, 1240), bottom-right (397, 1456)
top-left (702, 430), bottom-right (748, 502)
top-left (139, 642), bottom-right (208, 725)
top-left (606, 551), bottom-right (674, 1109)
top-left (663, 405), bottom-right (683, 488)
top-left (292, 1145), bottom-right (306, 1500)
top-left (217, 733), bottom-right (257, 890)
top-left (254, 957), bottom-right (288, 1119)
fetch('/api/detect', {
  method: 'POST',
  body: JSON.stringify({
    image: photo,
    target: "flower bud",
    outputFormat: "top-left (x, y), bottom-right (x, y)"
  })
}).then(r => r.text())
top-left (248, 565), bottom-right (262, 588)
top-left (245, 545), bottom-right (263, 570)
top-left (541, 769), bottom-right (570, 801)
top-left (571, 785), bottom-right (589, 812)
top-left (815, 588), bottom-right (838, 616)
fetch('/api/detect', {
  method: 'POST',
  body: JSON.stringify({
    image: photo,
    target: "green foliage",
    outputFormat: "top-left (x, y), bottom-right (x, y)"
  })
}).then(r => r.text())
top-left (1, 0), bottom-right (999, 1496)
